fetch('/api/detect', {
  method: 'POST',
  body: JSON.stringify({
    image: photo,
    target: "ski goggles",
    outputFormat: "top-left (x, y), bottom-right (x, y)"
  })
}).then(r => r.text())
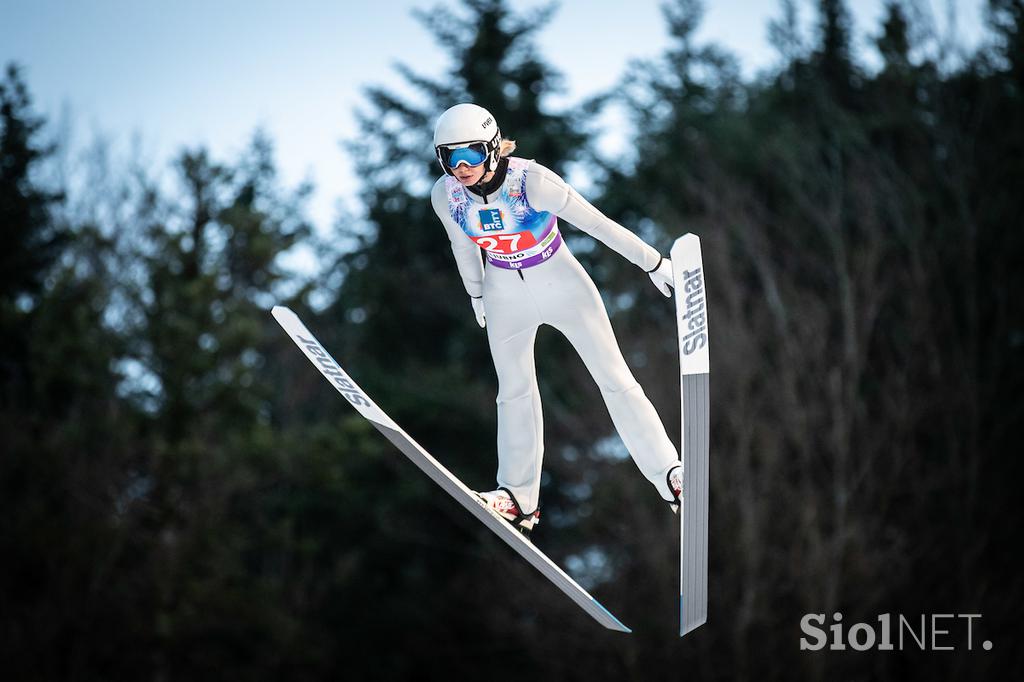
top-left (436, 142), bottom-right (488, 169)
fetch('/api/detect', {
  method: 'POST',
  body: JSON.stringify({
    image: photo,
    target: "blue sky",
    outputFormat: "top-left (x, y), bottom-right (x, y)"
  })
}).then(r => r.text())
top-left (2, 1), bottom-right (987, 230)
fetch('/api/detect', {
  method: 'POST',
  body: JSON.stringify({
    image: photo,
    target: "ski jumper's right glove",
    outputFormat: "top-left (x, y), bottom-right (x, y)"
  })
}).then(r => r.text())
top-left (471, 296), bottom-right (486, 328)
top-left (648, 257), bottom-right (675, 297)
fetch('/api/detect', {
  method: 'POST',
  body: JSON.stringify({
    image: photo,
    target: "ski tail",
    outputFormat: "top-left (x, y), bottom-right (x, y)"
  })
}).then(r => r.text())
top-left (671, 234), bottom-right (710, 637)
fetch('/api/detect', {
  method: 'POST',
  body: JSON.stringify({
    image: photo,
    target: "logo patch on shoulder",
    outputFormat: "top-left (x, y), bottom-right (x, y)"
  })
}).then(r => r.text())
top-left (479, 208), bottom-right (505, 232)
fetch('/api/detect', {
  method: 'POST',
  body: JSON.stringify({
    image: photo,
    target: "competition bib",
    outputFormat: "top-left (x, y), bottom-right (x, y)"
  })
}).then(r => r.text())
top-left (446, 158), bottom-right (562, 270)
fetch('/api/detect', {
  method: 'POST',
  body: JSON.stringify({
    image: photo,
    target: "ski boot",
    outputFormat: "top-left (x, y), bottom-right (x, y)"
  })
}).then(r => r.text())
top-left (477, 488), bottom-right (540, 537)
top-left (668, 465), bottom-right (682, 513)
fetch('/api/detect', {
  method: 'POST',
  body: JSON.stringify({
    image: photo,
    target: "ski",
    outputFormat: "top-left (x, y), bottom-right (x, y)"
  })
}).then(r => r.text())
top-left (670, 234), bottom-right (710, 637)
top-left (271, 305), bottom-right (631, 633)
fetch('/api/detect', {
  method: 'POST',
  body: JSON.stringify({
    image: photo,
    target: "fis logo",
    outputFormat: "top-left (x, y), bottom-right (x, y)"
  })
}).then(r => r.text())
top-left (680, 268), bottom-right (707, 355)
top-left (479, 208), bottom-right (505, 232)
top-left (297, 335), bottom-right (371, 407)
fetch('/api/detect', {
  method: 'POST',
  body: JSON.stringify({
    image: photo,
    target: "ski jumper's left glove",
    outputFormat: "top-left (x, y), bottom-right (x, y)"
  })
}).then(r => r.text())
top-left (647, 257), bottom-right (675, 297)
top-left (471, 296), bottom-right (486, 328)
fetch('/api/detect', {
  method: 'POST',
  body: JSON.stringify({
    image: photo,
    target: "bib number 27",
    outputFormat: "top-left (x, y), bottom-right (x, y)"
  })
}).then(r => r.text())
top-left (472, 232), bottom-right (536, 254)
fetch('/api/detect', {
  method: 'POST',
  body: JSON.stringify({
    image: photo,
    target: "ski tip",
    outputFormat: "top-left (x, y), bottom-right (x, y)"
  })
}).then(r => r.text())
top-left (670, 233), bottom-right (701, 257)
top-left (271, 305), bottom-right (295, 323)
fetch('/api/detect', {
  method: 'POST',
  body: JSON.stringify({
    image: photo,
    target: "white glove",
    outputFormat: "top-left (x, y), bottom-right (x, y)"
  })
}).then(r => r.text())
top-left (648, 257), bottom-right (674, 297)
top-left (471, 296), bottom-right (486, 328)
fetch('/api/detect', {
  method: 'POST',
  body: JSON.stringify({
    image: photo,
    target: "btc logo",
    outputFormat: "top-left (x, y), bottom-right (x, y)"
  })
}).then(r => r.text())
top-left (479, 209), bottom-right (505, 232)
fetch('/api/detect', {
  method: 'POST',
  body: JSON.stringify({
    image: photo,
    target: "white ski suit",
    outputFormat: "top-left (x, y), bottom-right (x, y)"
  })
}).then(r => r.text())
top-left (431, 156), bottom-right (679, 513)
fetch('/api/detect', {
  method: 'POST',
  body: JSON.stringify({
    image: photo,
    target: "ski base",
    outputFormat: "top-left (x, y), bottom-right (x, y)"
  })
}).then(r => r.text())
top-left (272, 305), bottom-right (631, 633)
top-left (671, 234), bottom-right (710, 637)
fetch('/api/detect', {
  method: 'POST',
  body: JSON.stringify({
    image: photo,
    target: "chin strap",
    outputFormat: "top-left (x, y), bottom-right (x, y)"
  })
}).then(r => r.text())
top-left (468, 157), bottom-right (510, 199)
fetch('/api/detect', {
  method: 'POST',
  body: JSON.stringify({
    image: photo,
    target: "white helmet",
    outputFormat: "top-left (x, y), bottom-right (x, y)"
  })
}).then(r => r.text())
top-left (433, 103), bottom-right (502, 176)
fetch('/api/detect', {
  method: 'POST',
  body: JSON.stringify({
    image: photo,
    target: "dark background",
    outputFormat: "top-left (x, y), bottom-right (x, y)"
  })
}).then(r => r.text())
top-left (2, 0), bottom-right (1022, 679)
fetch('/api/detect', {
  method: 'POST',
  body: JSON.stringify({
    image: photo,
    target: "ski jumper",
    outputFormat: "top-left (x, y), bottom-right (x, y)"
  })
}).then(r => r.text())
top-left (430, 157), bottom-right (679, 513)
